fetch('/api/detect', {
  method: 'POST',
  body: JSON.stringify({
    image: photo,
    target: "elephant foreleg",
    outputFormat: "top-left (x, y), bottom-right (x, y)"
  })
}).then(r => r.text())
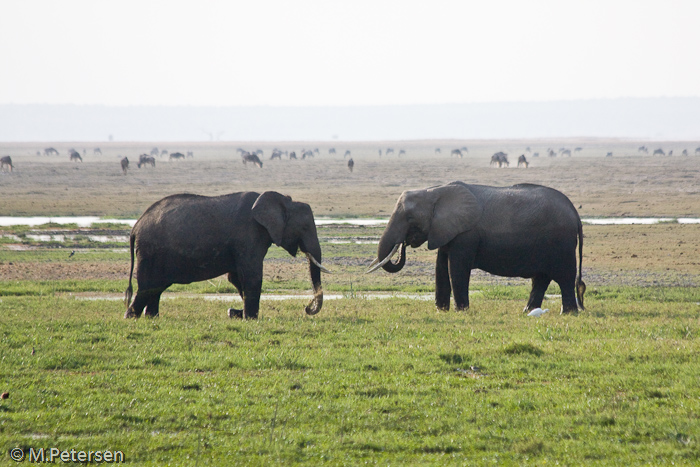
top-left (448, 250), bottom-right (472, 311)
top-left (435, 248), bottom-right (451, 311)
top-left (524, 275), bottom-right (551, 313)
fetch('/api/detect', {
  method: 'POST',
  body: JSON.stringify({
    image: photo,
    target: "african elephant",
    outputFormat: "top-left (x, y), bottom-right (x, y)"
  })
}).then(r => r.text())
top-left (124, 191), bottom-right (328, 319)
top-left (368, 182), bottom-right (585, 314)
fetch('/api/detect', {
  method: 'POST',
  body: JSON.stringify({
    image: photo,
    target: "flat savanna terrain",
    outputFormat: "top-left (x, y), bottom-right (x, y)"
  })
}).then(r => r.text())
top-left (1, 139), bottom-right (700, 465)
top-left (1, 139), bottom-right (700, 287)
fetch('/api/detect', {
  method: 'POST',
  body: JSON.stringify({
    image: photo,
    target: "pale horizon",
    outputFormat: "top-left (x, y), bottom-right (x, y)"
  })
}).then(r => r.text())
top-left (1, 1), bottom-right (699, 108)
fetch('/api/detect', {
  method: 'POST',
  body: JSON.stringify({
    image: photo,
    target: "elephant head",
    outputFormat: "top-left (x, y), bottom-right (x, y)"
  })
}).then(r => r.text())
top-left (368, 182), bottom-right (482, 273)
top-left (252, 191), bottom-right (328, 314)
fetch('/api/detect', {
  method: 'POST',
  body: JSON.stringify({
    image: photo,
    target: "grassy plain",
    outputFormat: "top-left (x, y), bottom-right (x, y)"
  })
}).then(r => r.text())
top-left (1, 139), bottom-right (700, 464)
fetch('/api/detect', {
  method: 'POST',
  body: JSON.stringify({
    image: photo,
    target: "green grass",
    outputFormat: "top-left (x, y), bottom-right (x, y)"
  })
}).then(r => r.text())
top-left (1, 294), bottom-right (699, 465)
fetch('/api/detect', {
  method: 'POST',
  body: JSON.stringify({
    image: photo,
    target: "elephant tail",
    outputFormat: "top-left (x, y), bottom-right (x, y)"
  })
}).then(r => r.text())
top-left (124, 232), bottom-right (135, 309)
top-left (576, 220), bottom-right (586, 310)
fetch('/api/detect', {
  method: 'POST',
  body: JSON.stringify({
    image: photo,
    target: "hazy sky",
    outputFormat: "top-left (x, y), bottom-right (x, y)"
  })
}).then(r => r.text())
top-left (1, 0), bottom-right (698, 107)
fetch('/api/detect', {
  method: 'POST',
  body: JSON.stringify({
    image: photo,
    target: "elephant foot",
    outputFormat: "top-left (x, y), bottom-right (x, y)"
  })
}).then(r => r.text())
top-left (124, 309), bottom-right (140, 319)
top-left (560, 305), bottom-right (580, 315)
top-left (228, 308), bottom-right (244, 319)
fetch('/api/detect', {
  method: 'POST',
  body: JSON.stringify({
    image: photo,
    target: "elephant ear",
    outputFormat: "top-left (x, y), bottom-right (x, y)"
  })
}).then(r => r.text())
top-left (251, 191), bottom-right (290, 246)
top-left (427, 183), bottom-right (482, 250)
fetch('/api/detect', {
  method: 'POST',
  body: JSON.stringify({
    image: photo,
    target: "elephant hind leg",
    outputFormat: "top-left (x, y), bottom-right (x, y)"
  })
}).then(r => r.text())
top-left (524, 275), bottom-right (551, 313)
top-left (435, 248), bottom-right (451, 311)
top-left (125, 287), bottom-right (165, 318)
top-left (226, 272), bottom-right (245, 319)
top-left (144, 290), bottom-right (164, 317)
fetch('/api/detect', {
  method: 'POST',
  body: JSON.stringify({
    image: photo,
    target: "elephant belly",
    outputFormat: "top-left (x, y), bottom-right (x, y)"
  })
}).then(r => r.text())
top-left (473, 242), bottom-right (567, 279)
top-left (138, 245), bottom-right (234, 286)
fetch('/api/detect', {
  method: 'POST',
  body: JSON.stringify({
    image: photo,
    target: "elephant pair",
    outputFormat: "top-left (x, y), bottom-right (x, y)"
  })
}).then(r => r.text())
top-left (125, 182), bottom-right (585, 319)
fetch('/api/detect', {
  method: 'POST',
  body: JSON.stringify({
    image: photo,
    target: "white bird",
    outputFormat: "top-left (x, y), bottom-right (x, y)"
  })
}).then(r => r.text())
top-left (527, 308), bottom-right (549, 317)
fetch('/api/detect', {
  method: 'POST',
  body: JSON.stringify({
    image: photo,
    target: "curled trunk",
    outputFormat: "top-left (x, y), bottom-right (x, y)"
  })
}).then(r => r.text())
top-left (375, 223), bottom-right (407, 273)
top-left (303, 241), bottom-right (324, 315)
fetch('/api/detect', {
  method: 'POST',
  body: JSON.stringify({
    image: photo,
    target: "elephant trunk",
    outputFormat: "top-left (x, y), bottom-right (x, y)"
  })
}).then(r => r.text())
top-left (303, 239), bottom-right (325, 315)
top-left (369, 222), bottom-right (407, 273)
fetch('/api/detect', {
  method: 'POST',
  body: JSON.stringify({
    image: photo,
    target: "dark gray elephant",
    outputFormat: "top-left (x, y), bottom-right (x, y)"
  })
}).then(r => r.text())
top-left (124, 191), bottom-right (328, 319)
top-left (368, 182), bottom-right (585, 314)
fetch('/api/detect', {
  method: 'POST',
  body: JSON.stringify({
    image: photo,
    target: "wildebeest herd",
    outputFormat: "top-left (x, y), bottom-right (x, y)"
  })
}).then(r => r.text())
top-left (4, 144), bottom-right (699, 177)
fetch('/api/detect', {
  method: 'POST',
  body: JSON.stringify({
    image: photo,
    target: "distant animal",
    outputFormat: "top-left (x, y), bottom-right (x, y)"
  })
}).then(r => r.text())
top-left (138, 154), bottom-right (156, 168)
top-left (386, 148), bottom-right (394, 155)
top-left (150, 147), bottom-right (159, 157)
top-left (606, 152), bottom-right (613, 157)
top-left (70, 150), bottom-right (83, 162)
top-left (668, 150), bottom-right (673, 157)
top-left (695, 147), bottom-right (700, 155)
top-left (525, 146), bottom-right (531, 152)
top-left (533, 152), bottom-right (540, 157)
top-left (344, 150), bottom-right (351, 158)
top-left (574, 147), bottom-right (583, 153)
top-left (367, 181), bottom-right (585, 314)
top-left (682, 149), bottom-right (688, 156)
top-left (517, 154), bottom-right (528, 168)
top-left (451, 149), bottom-right (463, 158)
top-left (435, 148), bottom-right (441, 154)
top-left (121, 157), bottom-right (129, 174)
top-left (93, 147), bottom-right (102, 155)
top-left (548, 149), bottom-right (557, 157)
top-left (328, 148), bottom-right (336, 155)
top-left (378, 149), bottom-right (382, 156)
top-left (560, 149), bottom-right (572, 157)
top-left (169, 152), bottom-right (186, 160)
top-left (289, 151), bottom-right (297, 160)
top-left (160, 149), bottom-right (169, 157)
top-left (638, 146), bottom-right (648, 154)
top-left (242, 152), bottom-right (263, 168)
top-left (347, 158), bottom-right (354, 172)
top-left (270, 150), bottom-right (282, 160)
top-left (302, 150), bottom-right (314, 159)
top-left (461, 147), bottom-right (469, 153)
top-left (0, 156), bottom-right (14, 172)
top-left (653, 149), bottom-right (665, 156)
top-left (490, 152), bottom-right (509, 167)
top-left (186, 151), bottom-right (194, 158)
top-left (44, 147), bottom-right (59, 156)
top-left (398, 149), bottom-right (406, 157)
top-left (123, 191), bottom-right (327, 319)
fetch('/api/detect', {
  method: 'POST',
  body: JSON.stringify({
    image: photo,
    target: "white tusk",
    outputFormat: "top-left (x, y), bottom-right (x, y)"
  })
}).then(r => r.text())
top-left (366, 243), bottom-right (401, 273)
top-left (306, 252), bottom-right (332, 274)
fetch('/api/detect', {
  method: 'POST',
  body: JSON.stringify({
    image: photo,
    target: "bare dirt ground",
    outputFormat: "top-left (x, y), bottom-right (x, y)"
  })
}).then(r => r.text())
top-left (1, 139), bottom-right (699, 288)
